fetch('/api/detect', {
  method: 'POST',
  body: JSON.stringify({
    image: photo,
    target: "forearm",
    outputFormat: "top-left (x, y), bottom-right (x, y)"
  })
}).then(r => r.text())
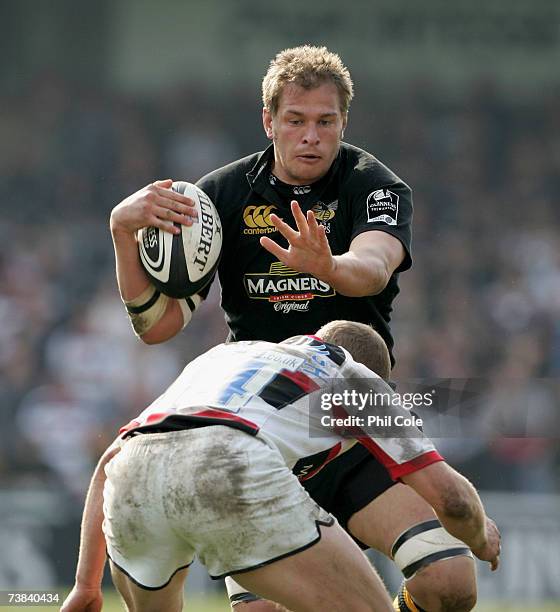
top-left (111, 228), bottom-right (152, 301)
top-left (323, 252), bottom-right (388, 297)
top-left (111, 229), bottom-right (184, 342)
top-left (432, 480), bottom-right (487, 552)
top-left (402, 463), bottom-right (487, 552)
top-left (74, 451), bottom-right (114, 588)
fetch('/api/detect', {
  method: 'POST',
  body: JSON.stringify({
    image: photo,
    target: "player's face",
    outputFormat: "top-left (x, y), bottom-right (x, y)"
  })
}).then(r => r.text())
top-left (263, 82), bottom-right (347, 186)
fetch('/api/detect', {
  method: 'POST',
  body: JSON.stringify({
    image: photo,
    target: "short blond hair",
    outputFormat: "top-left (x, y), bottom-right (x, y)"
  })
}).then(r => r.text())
top-left (316, 320), bottom-right (391, 380)
top-left (262, 45), bottom-right (354, 116)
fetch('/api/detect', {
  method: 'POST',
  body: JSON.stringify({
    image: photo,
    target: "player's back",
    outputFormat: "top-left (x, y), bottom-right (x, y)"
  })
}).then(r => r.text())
top-left (120, 335), bottom-right (361, 469)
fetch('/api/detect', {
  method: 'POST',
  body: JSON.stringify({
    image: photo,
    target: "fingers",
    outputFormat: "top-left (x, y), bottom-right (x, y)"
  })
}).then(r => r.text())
top-left (151, 219), bottom-right (181, 235)
top-left (153, 184), bottom-right (196, 208)
top-left (148, 180), bottom-right (198, 213)
top-left (271, 203), bottom-right (322, 246)
top-left (154, 204), bottom-right (195, 228)
top-left (306, 208), bottom-right (319, 231)
top-left (145, 182), bottom-right (198, 232)
top-left (260, 236), bottom-right (289, 262)
top-left (270, 213), bottom-right (299, 242)
top-left (291, 200), bottom-right (310, 237)
top-left (316, 222), bottom-right (330, 249)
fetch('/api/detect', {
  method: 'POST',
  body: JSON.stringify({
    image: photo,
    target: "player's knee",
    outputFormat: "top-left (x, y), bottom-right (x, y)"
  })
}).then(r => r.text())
top-left (435, 562), bottom-right (476, 612)
top-left (434, 583), bottom-right (476, 612)
top-left (411, 558), bottom-right (477, 612)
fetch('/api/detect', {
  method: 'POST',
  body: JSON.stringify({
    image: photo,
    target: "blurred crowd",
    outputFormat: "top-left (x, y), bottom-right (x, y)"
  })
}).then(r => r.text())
top-left (1, 73), bottom-right (559, 501)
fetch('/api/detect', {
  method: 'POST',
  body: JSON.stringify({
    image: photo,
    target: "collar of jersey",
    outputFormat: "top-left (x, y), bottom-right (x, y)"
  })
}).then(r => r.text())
top-left (246, 144), bottom-right (341, 206)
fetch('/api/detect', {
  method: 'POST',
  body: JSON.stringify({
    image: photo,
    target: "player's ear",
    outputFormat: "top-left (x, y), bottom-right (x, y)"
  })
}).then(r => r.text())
top-left (263, 107), bottom-right (274, 140)
top-left (341, 113), bottom-right (348, 139)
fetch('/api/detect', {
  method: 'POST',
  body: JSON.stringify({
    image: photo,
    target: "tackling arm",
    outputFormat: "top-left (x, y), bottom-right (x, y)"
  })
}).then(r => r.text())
top-left (402, 462), bottom-right (501, 570)
top-left (60, 441), bottom-right (121, 612)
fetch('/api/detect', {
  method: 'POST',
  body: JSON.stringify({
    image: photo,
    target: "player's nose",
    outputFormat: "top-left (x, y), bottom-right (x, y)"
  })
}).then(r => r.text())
top-left (302, 124), bottom-right (320, 145)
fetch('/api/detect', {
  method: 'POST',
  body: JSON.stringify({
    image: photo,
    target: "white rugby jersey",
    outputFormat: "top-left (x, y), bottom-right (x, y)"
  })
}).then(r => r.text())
top-left (120, 336), bottom-right (442, 481)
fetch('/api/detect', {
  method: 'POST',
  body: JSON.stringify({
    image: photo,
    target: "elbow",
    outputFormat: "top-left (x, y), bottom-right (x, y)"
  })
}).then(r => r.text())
top-left (438, 482), bottom-right (476, 522)
top-left (361, 266), bottom-right (390, 297)
top-left (441, 495), bottom-right (474, 522)
top-left (337, 267), bottom-right (390, 298)
top-left (373, 267), bottom-right (390, 294)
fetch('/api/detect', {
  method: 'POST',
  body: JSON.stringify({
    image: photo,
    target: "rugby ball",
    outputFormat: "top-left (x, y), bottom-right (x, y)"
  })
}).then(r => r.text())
top-left (138, 182), bottom-right (222, 299)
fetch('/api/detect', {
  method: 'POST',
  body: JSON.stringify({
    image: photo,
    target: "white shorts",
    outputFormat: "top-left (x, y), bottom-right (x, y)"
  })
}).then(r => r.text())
top-left (103, 426), bottom-right (333, 588)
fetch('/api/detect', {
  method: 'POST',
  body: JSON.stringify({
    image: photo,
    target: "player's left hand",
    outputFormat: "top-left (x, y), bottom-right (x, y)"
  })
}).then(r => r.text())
top-left (260, 201), bottom-right (336, 282)
top-left (60, 585), bottom-right (103, 612)
top-left (472, 516), bottom-right (501, 572)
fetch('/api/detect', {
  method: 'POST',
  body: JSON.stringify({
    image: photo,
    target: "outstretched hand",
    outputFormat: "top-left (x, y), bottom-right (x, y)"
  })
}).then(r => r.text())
top-left (260, 201), bottom-right (336, 281)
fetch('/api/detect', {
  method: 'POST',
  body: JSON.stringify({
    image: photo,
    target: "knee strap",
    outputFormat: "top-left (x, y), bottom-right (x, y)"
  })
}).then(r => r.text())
top-left (391, 519), bottom-right (473, 579)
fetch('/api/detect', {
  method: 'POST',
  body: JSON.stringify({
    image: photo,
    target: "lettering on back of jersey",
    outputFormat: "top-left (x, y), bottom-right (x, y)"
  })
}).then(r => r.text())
top-left (366, 189), bottom-right (399, 225)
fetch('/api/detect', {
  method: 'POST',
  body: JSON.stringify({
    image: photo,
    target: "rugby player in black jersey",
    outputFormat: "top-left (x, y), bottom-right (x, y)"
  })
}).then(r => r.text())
top-left (108, 46), bottom-right (486, 612)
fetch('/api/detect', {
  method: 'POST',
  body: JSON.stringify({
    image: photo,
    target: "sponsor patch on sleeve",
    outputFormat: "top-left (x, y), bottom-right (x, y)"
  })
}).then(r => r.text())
top-left (366, 189), bottom-right (399, 225)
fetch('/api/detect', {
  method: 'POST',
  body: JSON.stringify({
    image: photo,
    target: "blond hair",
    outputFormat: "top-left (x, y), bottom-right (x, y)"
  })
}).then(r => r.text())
top-left (262, 45), bottom-right (354, 116)
top-left (316, 320), bottom-right (391, 380)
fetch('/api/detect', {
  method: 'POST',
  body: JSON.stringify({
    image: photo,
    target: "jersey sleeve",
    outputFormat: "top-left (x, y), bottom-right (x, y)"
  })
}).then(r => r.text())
top-left (331, 359), bottom-right (443, 481)
top-left (349, 180), bottom-right (413, 273)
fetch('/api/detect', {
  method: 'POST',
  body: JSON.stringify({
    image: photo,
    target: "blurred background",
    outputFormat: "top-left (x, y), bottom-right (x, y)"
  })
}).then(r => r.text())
top-left (1, 0), bottom-right (559, 608)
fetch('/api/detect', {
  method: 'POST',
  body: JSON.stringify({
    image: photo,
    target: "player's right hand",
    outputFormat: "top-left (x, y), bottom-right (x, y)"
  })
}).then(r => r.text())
top-left (60, 585), bottom-right (102, 612)
top-left (110, 179), bottom-right (198, 236)
top-left (471, 516), bottom-right (501, 571)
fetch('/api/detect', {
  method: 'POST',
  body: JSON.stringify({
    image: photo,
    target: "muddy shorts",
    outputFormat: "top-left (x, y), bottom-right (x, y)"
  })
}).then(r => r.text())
top-left (103, 426), bottom-right (333, 588)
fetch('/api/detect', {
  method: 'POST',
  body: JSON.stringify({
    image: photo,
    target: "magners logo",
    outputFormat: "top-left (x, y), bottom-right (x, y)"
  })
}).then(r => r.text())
top-left (244, 262), bottom-right (335, 302)
top-left (243, 205), bottom-right (277, 234)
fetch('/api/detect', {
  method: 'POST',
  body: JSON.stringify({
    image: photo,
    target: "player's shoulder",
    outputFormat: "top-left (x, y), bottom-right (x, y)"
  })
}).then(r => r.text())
top-left (196, 152), bottom-right (262, 218)
top-left (195, 151), bottom-right (263, 218)
top-left (280, 335), bottom-right (349, 367)
top-left (339, 142), bottom-right (411, 195)
top-left (197, 151), bottom-right (262, 193)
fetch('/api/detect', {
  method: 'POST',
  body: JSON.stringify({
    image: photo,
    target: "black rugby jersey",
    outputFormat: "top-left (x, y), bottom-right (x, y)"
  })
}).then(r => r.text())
top-left (197, 142), bottom-right (413, 365)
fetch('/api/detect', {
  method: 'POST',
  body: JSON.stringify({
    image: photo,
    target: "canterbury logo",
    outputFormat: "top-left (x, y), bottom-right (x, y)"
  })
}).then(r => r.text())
top-left (243, 205), bottom-right (277, 234)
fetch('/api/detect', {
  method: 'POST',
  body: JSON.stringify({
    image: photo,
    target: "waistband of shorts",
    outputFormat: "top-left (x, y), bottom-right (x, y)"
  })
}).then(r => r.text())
top-left (124, 423), bottom-right (221, 444)
top-left (122, 418), bottom-right (216, 439)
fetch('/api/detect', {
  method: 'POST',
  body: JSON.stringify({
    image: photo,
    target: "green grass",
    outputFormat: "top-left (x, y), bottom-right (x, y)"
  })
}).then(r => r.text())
top-left (0, 591), bottom-right (230, 611)
top-left (7, 590), bottom-right (556, 611)
top-left (54, 591), bottom-right (560, 611)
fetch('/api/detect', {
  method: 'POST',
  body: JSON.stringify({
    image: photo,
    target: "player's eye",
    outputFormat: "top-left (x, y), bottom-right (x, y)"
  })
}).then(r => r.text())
top-left (319, 120), bottom-right (334, 126)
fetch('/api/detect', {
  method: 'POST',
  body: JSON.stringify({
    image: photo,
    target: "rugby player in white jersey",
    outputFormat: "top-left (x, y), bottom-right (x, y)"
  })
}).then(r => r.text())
top-left (61, 322), bottom-right (499, 612)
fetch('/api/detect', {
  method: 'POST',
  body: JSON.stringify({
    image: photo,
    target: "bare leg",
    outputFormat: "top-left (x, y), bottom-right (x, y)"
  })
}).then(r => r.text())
top-left (109, 561), bottom-right (188, 612)
top-left (233, 522), bottom-right (393, 612)
top-left (348, 484), bottom-right (477, 612)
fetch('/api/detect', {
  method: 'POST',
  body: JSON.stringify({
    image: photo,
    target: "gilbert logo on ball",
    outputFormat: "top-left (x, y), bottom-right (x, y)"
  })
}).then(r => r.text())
top-left (138, 182), bottom-right (222, 299)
